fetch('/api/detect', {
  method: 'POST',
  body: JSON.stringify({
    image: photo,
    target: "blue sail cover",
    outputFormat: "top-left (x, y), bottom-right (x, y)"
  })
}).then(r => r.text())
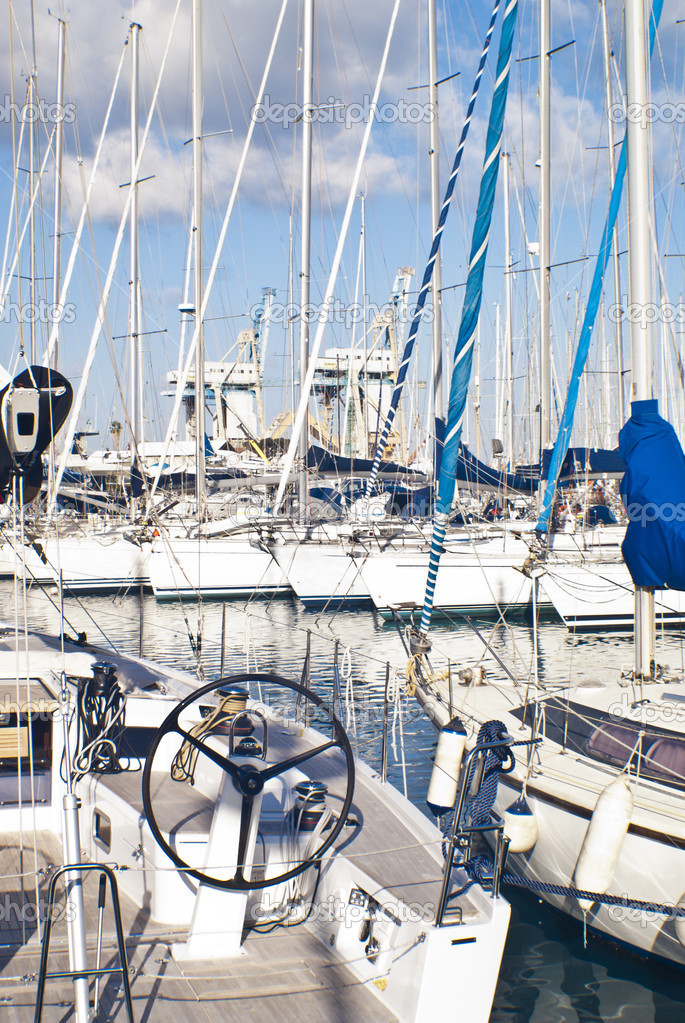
top-left (619, 400), bottom-right (685, 590)
top-left (539, 446), bottom-right (625, 480)
top-left (535, 0), bottom-right (664, 533)
top-left (457, 444), bottom-right (537, 493)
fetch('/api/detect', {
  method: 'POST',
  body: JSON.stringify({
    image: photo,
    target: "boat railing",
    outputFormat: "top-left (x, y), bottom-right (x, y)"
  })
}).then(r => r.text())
top-left (435, 736), bottom-right (537, 926)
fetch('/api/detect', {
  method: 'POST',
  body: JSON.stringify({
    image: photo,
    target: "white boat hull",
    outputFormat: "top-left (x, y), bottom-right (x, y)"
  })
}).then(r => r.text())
top-left (540, 562), bottom-right (685, 628)
top-left (148, 535), bottom-right (290, 600)
top-left (492, 776), bottom-right (685, 966)
top-left (270, 538), bottom-right (370, 608)
top-left (359, 535), bottom-right (547, 618)
top-left (42, 533), bottom-right (151, 592)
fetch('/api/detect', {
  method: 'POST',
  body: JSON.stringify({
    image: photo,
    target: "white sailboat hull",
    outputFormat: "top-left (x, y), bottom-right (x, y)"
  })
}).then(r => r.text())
top-left (148, 535), bottom-right (290, 600)
top-left (359, 535), bottom-right (544, 618)
top-left (0, 539), bottom-right (54, 584)
top-left (540, 562), bottom-right (685, 629)
top-left (270, 538), bottom-right (370, 608)
top-left (42, 533), bottom-right (152, 592)
top-left (492, 776), bottom-right (685, 966)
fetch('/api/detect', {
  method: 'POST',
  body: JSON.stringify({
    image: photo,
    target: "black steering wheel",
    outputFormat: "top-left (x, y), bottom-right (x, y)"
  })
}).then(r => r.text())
top-left (141, 672), bottom-right (355, 891)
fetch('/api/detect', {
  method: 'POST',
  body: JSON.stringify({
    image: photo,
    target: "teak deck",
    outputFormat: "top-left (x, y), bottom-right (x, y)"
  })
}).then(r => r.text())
top-left (0, 832), bottom-right (396, 1023)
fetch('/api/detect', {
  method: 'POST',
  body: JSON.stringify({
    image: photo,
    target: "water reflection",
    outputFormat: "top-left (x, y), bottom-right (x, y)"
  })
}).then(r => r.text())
top-left (3, 580), bottom-right (685, 1021)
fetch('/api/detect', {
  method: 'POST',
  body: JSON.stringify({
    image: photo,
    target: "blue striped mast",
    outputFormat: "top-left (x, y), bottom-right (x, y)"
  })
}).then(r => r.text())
top-left (419, 0), bottom-right (519, 637)
top-left (365, 0), bottom-right (502, 494)
top-left (535, 0), bottom-right (664, 535)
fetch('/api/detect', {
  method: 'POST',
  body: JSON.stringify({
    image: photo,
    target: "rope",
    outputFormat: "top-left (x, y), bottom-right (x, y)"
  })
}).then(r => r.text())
top-left (365, 0), bottom-right (503, 492)
top-left (170, 693), bottom-right (245, 785)
top-left (68, 667), bottom-right (136, 781)
top-left (451, 855), bottom-right (685, 919)
top-left (420, 0), bottom-right (519, 635)
top-left (441, 720), bottom-right (514, 859)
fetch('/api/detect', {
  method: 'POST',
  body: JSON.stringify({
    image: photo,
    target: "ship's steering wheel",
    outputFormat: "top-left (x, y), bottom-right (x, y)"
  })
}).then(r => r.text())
top-left (142, 672), bottom-right (355, 891)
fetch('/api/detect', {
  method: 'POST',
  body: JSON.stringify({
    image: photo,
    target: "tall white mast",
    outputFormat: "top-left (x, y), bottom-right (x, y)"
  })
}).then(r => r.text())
top-left (503, 151), bottom-right (514, 468)
top-left (428, 0), bottom-right (443, 454)
top-left (298, 0), bottom-right (314, 517)
top-left (28, 71), bottom-right (37, 363)
top-left (361, 192), bottom-right (368, 447)
top-left (192, 0), bottom-right (206, 519)
top-left (624, 0), bottom-right (654, 677)
top-left (601, 0), bottom-right (625, 426)
top-left (129, 22), bottom-right (143, 491)
top-left (50, 18), bottom-right (66, 371)
top-left (539, 0), bottom-right (551, 454)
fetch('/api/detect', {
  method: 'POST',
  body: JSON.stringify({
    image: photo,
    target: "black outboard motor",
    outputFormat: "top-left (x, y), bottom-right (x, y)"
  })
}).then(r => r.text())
top-left (0, 366), bottom-right (73, 504)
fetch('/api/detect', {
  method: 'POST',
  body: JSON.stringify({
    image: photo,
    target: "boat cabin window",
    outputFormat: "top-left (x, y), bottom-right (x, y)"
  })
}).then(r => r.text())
top-left (512, 697), bottom-right (685, 790)
top-left (93, 809), bottom-right (112, 852)
top-left (118, 726), bottom-right (160, 760)
top-left (585, 722), bottom-right (643, 766)
top-left (0, 680), bottom-right (54, 775)
top-left (586, 722), bottom-right (685, 788)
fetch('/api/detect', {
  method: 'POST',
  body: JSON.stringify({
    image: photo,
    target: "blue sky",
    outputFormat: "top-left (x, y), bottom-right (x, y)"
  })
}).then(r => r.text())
top-left (1, 0), bottom-right (683, 463)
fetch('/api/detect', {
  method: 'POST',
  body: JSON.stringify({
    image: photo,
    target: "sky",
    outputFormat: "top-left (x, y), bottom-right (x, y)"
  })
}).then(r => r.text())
top-left (1, 0), bottom-right (684, 464)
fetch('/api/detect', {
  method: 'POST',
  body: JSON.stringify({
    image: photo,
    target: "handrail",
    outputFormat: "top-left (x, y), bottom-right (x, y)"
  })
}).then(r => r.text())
top-left (34, 862), bottom-right (135, 1023)
top-left (435, 735), bottom-right (537, 926)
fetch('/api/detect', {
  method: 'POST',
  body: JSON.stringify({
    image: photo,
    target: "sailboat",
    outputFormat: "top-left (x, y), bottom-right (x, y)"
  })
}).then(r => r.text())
top-left (0, 365), bottom-right (511, 1021)
top-left (409, 0), bottom-right (685, 966)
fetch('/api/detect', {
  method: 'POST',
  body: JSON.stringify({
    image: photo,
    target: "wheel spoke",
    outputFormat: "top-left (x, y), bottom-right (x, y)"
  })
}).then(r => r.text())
top-left (145, 673), bottom-right (355, 892)
top-left (261, 739), bottom-right (339, 781)
top-left (174, 723), bottom-right (239, 779)
top-left (232, 793), bottom-right (255, 884)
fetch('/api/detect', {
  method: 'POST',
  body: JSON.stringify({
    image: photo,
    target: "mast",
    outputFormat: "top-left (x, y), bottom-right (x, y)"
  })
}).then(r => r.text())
top-left (503, 150), bottom-right (514, 468)
top-left (428, 0), bottom-right (444, 458)
top-left (192, 0), bottom-right (206, 518)
top-left (539, 0), bottom-right (551, 454)
top-left (474, 319), bottom-right (481, 462)
top-left (600, 0), bottom-right (625, 425)
top-left (298, 0), bottom-right (314, 518)
top-left (129, 22), bottom-right (143, 507)
top-left (361, 192), bottom-right (368, 448)
top-left (46, 18), bottom-right (66, 516)
top-left (50, 18), bottom-right (66, 371)
top-left (624, 0), bottom-right (654, 677)
top-left (495, 301), bottom-right (503, 446)
top-left (28, 70), bottom-right (37, 363)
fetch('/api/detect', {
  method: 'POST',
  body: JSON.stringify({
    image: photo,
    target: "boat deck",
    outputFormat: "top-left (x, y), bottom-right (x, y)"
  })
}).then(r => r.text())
top-left (0, 832), bottom-right (397, 1022)
top-left (96, 727), bottom-right (461, 921)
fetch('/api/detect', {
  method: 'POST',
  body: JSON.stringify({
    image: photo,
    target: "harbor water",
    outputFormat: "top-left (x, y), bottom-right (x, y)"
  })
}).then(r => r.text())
top-left (3, 579), bottom-right (685, 1022)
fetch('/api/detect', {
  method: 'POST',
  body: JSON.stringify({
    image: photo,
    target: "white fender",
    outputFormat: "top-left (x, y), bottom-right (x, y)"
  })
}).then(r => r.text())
top-left (503, 796), bottom-right (538, 853)
top-left (573, 777), bottom-right (633, 913)
top-left (426, 717), bottom-right (467, 816)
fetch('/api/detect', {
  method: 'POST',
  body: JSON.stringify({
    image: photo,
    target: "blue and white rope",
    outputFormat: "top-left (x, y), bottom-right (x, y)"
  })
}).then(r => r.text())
top-left (420, 0), bottom-right (519, 636)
